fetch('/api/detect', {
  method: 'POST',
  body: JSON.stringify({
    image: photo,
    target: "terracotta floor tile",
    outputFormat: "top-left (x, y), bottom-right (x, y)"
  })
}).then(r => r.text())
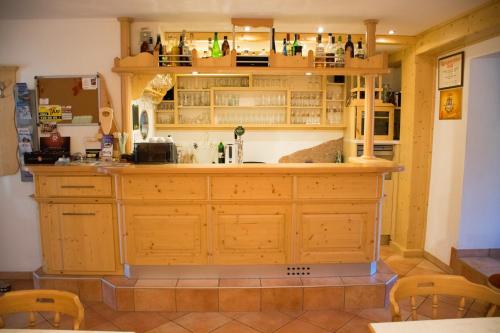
top-left (1, 312), bottom-right (47, 328)
top-left (79, 279), bottom-right (103, 303)
top-left (135, 288), bottom-right (176, 311)
top-left (301, 276), bottom-right (343, 286)
top-left (135, 279), bottom-right (178, 287)
top-left (341, 276), bottom-right (385, 286)
top-left (158, 312), bottom-right (189, 320)
top-left (438, 294), bottom-right (474, 308)
top-left (9, 279), bottom-right (34, 291)
top-left (261, 287), bottom-right (303, 311)
top-left (405, 267), bottom-right (446, 277)
top-left (396, 296), bottom-right (427, 311)
top-left (384, 256), bottom-right (422, 276)
top-left (416, 260), bottom-right (445, 272)
top-left (303, 286), bottom-right (344, 310)
top-left (89, 302), bottom-right (123, 321)
top-left (211, 320), bottom-right (261, 333)
top-left (376, 261), bottom-right (394, 274)
top-left (299, 309), bottom-right (355, 331)
top-left (176, 279), bottom-right (219, 288)
top-left (116, 287), bottom-right (135, 311)
top-left (220, 312), bottom-right (248, 319)
top-left (174, 312), bottom-right (231, 333)
top-left (344, 285), bottom-right (385, 309)
top-left (380, 246), bottom-right (396, 260)
top-left (111, 311), bottom-right (169, 333)
top-left (81, 306), bottom-right (109, 329)
top-left (235, 311), bottom-right (292, 333)
top-left (417, 297), bottom-right (463, 319)
top-left (104, 276), bottom-right (137, 287)
top-left (219, 278), bottom-right (261, 287)
top-left (145, 321), bottom-right (192, 333)
top-left (274, 318), bottom-right (330, 333)
top-left (280, 309), bottom-right (306, 318)
top-left (175, 289), bottom-right (219, 312)
top-left (101, 281), bottom-right (116, 310)
top-left (354, 306), bottom-right (409, 323)
top-left (219, 288), bottom-right (261, 312)
top-left (87, 321), bottom-right (122, 331)
top-left (336, 315), bottom-right (372, 333)
top-left (261, 278), bottom-right (302, 287)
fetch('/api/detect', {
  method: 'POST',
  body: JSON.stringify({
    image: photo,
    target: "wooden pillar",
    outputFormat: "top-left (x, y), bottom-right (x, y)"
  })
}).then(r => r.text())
top-left (0, 66), bottom-right (19, 176)
top-left (362, 19), bottom-right (378, 159)
top-left (120, 73), bottom-right (133, 153)
top-left (117, 17), bottom-right (133, 58)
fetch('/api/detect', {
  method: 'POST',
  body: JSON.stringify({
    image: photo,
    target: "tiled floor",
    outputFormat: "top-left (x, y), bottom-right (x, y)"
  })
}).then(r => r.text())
top-left (1, 246), bottom-right (496, 333)
top-left (461, 256), bottom-right (500, 279)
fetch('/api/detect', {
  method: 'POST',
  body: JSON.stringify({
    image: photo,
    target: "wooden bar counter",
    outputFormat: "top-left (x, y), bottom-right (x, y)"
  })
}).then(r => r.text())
top-left (28, 162), bottom-right (402, 277)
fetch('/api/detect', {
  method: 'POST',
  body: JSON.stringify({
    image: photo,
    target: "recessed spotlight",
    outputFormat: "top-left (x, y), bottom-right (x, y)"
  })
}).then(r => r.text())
top-left (192, 71), bottom-right (199, 75)
top-left (317, 27), bottom-right (324, 33)
top-left (244, 26), bottom-right (251, 32)
top-left (388, 30), bottom-right (396, 35)
top-left (305, 72), bottom-right (312, 76)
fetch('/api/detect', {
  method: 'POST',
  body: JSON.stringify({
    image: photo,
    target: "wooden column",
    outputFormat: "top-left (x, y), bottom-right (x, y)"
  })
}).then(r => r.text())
top-left (0, 66), bottom-right (19, 176)
top-left (117, 17), bottom-right (133, 58)
top-left (362, 19), bottom-right (378, 159)
top-left (120, 73), bottom-right (133, 153)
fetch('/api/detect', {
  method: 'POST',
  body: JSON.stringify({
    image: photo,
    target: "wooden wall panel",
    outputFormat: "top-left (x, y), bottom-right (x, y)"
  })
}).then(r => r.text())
top-left (38, 176), bottom-right (112, 197)
top-left (211, 175), bottom-right (292, 200)
top-left (121, 175), bottom-right (207, 200)
top-left (296, 174), bottom-right (381, 199)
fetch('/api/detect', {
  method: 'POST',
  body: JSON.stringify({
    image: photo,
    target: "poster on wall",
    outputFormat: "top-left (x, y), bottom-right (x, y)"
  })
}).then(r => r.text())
top-left (438, 52), bottom-right (464, 90)
top-left (439, 88), bottom-right (462, 120)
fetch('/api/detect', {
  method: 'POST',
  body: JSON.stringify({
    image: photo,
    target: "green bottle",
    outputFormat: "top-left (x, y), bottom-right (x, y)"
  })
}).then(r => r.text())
top-left (292, 33), bottom-right (299, 55)
top-left (218, 141), bottom-right (225, 163)
top-left (212, 32), bottom-right (222, 58)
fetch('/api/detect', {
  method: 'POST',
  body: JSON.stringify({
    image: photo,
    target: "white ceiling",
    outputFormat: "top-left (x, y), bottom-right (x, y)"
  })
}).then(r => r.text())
top-left (0, 0), bottom-right (489, 36)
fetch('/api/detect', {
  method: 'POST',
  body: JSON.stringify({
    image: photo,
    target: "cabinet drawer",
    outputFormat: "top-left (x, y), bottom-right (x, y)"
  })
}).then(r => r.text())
top-left (121, 175), bottom-right (207, 200)
top-left (296, 174), bottom-right (381, 199)
top-left (38, 176), bottom-right (112, 197)
top-left (211, 176), bottom-right (292, 200)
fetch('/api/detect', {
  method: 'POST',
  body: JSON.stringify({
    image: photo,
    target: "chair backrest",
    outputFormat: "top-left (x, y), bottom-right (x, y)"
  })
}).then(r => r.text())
top-left (390, 274), bottom-right (500, 321)
top-left (0, 289), bottom-right (84, 330)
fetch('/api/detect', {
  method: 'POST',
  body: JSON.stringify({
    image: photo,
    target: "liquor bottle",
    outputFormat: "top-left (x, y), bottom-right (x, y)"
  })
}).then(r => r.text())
top-left (315, 34), bottom-right (325, 68)
top-left (164, 34), bottom-right (173, 66)
top-left (208, 37), bottom-right (213, 55)
top-left (222, 35), bottom-right (230, 56)
top-left (148, 36), bottom-right (154, 53)
top-left (218, 142), bottom-right (225, 163)
top-left (282, 38), bottom-right (287, 55)
top-left (212, 32), bottom-right (222, 58)
top-left (154, 34), bottom-right (162, 66)
top-left (178, 30), bottom-right (186, 66)
top-left (295, 34), bottom-right (303, 56)
top-left (345, 34), bottom-right (354, 58)
top-left (286, 33), bottom-right (293, 56)
top-left (335, 36), bottom-right (345, 67)
top-left (355, 40), bottom-right (365, 59)
top-left (271, 28), bottom-right (276, 54)
top-left (184, 32), bottom-right (193, 65)
top-left (325, 33), bottom-right (335, 67)
top-left (292, 33), bottom-right (299, 55)
top-left (170, 34), bottom-right (180, 66)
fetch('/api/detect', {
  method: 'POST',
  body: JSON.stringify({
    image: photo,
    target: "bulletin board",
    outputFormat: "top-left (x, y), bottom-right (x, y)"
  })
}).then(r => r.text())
top-left (36, 75), bottom-right (100, 124)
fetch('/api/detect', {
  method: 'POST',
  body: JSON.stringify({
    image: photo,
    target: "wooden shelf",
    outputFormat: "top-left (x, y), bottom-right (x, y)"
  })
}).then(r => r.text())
top-left (214, 105), bottom-right (287, 108)
top-left (177, 89), bottom-right (211, 92)
top-left (290, 106), bottom-right (322, 109)
top-left (178, 105), bottom-right (210, 108)
top-left (326, 99), bottom-right (344, 102)
top-left (155, 124), bottom-right (346, 130)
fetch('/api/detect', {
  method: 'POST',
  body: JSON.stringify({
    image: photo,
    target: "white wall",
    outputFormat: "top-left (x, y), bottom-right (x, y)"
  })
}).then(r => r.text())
top-left (459, 53), bottom-right (500, 249)
top-left (0, 18), bottom-right (121, 271)
top-left (425, 36), bottom-right (500, 264)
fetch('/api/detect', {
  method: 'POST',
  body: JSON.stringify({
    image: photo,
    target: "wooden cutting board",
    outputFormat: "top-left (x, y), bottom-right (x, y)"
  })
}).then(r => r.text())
top-left (0, 66), bottom-right (19, 176)
top-left (99, 107), bottom-right (114, 135)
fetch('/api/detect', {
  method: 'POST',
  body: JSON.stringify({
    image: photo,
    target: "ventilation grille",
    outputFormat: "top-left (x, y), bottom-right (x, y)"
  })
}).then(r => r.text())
top-left (286, 266), bottom-right (311, 276)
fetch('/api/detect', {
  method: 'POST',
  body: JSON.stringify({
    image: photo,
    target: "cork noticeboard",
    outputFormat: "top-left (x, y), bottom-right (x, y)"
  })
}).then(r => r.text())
top-left (36, 75), bottom-right (100, 124)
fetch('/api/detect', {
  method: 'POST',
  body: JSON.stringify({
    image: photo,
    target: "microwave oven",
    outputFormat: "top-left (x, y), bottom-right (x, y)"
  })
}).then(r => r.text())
top-left (355, 106), bottom-right (394, 141)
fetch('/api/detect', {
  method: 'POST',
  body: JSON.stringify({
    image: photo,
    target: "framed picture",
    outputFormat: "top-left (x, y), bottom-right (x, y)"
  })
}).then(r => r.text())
top-left (439, 88), bottom-right (462, 120)
top-left (438, 52), bottom-right (464, 90)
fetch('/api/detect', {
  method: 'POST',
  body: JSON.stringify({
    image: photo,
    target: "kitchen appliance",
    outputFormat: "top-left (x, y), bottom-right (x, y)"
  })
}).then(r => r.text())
top-left (236, 55), bottom-right (269, 67)
top-left (133, 142), bottom-right (177, 164)
top-left (24, 137), bottom-right (71, 164)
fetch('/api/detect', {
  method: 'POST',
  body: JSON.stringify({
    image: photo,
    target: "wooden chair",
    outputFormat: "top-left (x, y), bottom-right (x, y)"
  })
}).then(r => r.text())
top-left (0, 289), bottom-right (84, 329)
top-left (390, 274), bottom-right (500, 321)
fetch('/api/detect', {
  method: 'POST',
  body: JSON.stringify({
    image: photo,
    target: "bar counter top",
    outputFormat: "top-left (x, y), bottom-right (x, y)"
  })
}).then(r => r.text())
top-left (26, 160), bottom-right (403, 175)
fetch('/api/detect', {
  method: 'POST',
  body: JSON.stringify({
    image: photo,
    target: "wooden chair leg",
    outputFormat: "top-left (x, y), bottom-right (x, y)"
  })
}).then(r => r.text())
top-left (29, 312), bottom-right (36, 327)
top-left (53, 312), bottom-right (61, 328)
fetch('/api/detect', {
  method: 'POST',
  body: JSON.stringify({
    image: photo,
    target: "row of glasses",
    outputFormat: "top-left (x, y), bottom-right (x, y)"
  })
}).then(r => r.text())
top-left (178, 77), bottom-right (249, 89)
top-left (326, 85), bottom-right (344, 100)
top-left (179, 109), bottom-right (210, 124)
top-left (179, 91), bottom-right (210, 106)
top-left (156, 111), bottom-right (174, 124)
top-left (253, 77), bottom-right (288, 89)
top-left (291, 109), bottom-right (321, 124)
top-left (157, 101), bottom-right (175, 111)
top-left (215, 94), bottom-right (240, 106)
top-left (255, 93), bottom-right (286, 106)
top-left (216, 109), bottom-right (286, 124)
top-left (291, 92), bottom-right (322, 107)
top-left (289, 76), bottom-right (322, 90)
top-left (327, 106), bottom-right (343, 124)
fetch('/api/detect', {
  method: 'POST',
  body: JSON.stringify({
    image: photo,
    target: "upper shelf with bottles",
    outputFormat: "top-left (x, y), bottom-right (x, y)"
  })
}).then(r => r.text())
top-left (113, 25), bottom-right (389, 76)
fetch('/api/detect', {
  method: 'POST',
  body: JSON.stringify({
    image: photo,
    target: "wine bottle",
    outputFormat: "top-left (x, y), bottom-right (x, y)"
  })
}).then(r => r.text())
top-left (170, 34), bottom-right (180, 67)
top-left (335, 36), bottom-right (345, 67)
top-left (212, 32), bottom-right (222, 58)
top-left (345, 34), bottom-right (354, 58)
top-left (325, 33), bottom-right (335, 67)
top-left (178, 30), bottom-right (186, 66)
top-left (315, 34), bottom-right (325, 68)
top-left (355, 40), bottom-right (365, 59)
top-left (222, 35), bottom-right (230, 56)
top-left (218, 142), bottom-right (225, 163)
top-left (271, 28), bottom-right (276, 54)
top-left (292, 33), bottom-right (299, 55)
top-left (154, 34), bottom-right (162, 66)
top-left (295, 34), bottom-right (303, 56)
top-left (282, 39), bottom-right (287, 55)
top-left (286, 33), bottom-right (293, 56)
top-left (208, 37), bottom-right (213, 55)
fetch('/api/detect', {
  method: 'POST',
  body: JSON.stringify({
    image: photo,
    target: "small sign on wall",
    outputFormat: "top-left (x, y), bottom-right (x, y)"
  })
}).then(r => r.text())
top-left (439, 88), bottom-right (462, 120)
top-left (438, 51), bottom-right (464, 90)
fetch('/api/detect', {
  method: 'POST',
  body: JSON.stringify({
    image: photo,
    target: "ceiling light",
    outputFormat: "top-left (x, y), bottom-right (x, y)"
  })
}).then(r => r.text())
top-left (305, 72), bottom-right (312, 76)
top-left (244, 26), bottom-right (251, 32)
top-left (388, 30), bottom-right (396, 35)
top-left (192, 71), bottom-right (199, 75)
top-left (317, 27), bottom-right (324, 33)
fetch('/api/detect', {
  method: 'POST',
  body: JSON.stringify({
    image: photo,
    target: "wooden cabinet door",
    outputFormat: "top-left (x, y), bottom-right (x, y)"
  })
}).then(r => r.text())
top-left (40, 204), bottom-right (117, 273)
top-left (296, 203), bottom-right (377, 263)
top-left (211, 204), bottom-right (291, 264)
top-left (123, 205), bottom-right (207, 265)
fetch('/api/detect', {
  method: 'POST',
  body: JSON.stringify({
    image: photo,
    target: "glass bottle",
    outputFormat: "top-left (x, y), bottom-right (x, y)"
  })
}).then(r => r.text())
top-left (286, 33), bottom-right (293, 56)
top-left (212, 32), bottom-right (222, 58)
top-left (325, 33), bottom-right (335, 67)
top-left (315, 34), bottom-right (325, 68)
top-left (355, 40), bottom-right (365, 59)
top-left (270, 28), bottom-right (276, 54)
top-left (170, 34), bottom-right (180, 66)
top-left (335, 36), bottom-right (345, 67)
top-left (222, 35), bottom-right (230, 56)
top-left (345, 34), bottom-right (354, 58)
top-left (218, 142), bottom-right (225, 164)
top-left (292, 33), bottom-right (299, 55)
top-left (282, 38), bottom-right (287, 55)
top-left (178, 30), bottom-right (186, 66)
top-left (208, 37), bottom-right (213, 55)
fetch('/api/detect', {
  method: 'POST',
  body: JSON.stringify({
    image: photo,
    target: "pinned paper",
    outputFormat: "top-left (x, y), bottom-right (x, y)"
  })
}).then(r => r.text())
top-left (39, 98), bottom-right (49, 105)
top-left (62, 105), bottom-right (73, 120)
top-left (38, 105), bottom-right (62, 123)
top-left (82, 77), bottom-right (97, 90)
